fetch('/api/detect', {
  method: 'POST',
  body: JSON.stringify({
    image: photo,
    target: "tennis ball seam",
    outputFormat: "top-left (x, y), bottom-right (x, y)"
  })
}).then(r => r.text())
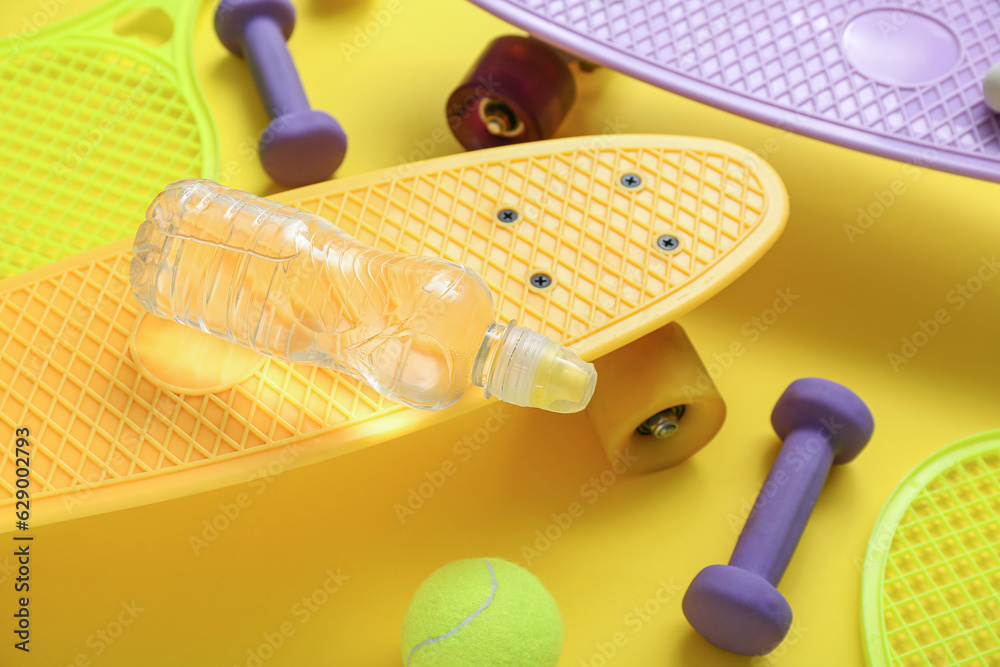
top-left (406, 559), bottom-right (499, 666)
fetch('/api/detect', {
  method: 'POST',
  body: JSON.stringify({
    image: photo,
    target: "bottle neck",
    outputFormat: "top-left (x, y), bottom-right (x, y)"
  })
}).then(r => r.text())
top-left (470, 320), bottom-right (510, 391)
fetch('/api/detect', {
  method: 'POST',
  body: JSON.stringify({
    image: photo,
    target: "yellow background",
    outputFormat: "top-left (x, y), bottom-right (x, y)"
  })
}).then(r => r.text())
top-left (1, 0), bottom-right (999, 665)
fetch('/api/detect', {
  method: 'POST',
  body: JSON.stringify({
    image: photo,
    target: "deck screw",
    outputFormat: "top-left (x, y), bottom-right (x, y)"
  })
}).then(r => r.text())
top-left (620, 173), bottom-right (642, 188)
top-left (529, 272), bottom-right (553, 289)
top-left (657, 234), bottom-right (680, 252)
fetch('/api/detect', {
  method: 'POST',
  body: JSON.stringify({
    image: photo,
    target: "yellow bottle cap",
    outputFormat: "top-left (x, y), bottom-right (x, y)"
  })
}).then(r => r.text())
top-left (530, 344), bottom-right (598, 413)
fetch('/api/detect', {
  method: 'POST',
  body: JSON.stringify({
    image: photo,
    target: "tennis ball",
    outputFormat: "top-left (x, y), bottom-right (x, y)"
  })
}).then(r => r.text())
top-left (400, 558), bottom-right (563, 667)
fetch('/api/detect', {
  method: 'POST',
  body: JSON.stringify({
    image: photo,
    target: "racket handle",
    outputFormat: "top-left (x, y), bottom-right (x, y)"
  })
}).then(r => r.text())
top-left (682, 378), bottom-right (874, 656)
top-left (215, 0), bottom-right (347, 187)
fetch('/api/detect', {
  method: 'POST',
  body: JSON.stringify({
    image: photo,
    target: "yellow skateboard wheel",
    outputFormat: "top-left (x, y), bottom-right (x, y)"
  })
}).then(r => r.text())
top-left (585, 323), bottom-right (725, 474)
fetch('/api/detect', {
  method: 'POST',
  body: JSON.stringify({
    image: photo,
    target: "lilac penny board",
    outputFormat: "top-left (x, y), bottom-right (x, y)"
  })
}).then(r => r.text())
top-left (470, 0), bottom-right (1000, 182)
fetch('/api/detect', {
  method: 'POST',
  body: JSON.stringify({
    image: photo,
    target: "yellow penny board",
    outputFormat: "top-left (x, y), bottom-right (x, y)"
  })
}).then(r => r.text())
top-left (0, 135), bottom-right (787, 525)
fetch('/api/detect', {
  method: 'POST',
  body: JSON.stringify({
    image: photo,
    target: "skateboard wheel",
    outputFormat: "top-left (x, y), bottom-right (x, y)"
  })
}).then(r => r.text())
top-left (447, 36), bottom-right (576, 150)
top-left (585, 323), bottom-right (725, 474)
top-left (984, 62), bottom-right (1000, 113)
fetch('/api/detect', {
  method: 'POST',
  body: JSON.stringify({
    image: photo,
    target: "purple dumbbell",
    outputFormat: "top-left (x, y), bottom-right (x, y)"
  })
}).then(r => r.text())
top-left (682, 378), bottom-right (874, 656)
top-left (215, 0), bottom-right (347, 187)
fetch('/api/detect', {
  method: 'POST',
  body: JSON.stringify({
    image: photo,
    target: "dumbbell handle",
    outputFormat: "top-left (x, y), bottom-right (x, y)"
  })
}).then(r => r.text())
top-left (729, 426), bottom-right (834, 585)
top-left (241, 17), bottom-right (310, 120)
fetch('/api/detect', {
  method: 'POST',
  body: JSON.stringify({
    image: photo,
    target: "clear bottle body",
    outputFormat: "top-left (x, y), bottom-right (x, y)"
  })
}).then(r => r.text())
top-left (130, 180), bottom-right (595, 412)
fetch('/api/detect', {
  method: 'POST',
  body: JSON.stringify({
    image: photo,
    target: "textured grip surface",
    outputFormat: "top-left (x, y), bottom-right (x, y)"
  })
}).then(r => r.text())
top-left (0, 135), bottom-right (786, 524)
top-left (472, 0), bottom-right (1000, 181)
top-left (862, 431), bottom-right (1000, 667)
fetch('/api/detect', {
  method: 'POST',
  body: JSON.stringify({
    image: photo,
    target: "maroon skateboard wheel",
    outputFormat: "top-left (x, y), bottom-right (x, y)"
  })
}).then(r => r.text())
top-left (447, 35), bottom-right (576, 150)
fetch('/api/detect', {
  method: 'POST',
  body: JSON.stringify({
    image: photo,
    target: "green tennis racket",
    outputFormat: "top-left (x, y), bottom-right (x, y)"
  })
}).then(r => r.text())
top-left (0, 0), bottom-right (219, 279)
top-left (862, 431), bottom-right (1000, 666)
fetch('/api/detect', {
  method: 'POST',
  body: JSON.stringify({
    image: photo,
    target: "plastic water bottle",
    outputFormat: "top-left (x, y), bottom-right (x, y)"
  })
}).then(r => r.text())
top-left (130, 180), bottom-right (596, 413)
